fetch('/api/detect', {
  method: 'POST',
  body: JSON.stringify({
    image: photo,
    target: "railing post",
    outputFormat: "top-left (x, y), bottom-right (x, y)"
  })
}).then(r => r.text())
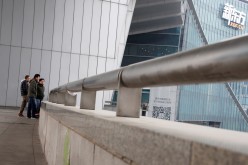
top-left (65, 91), bottom-right (77, 106)
top-left (54, 92), bottom-right (58, 103)
top-left (116, 78), bottom-right (142, 118)
top-left (49, 92), bottom-right (54, 103)
top-left (49, 92), bottom-right (58, 103)
top-left (57, 92), bottom-right (65, 104)
top-left (80, 88), bottom-right (96, 110)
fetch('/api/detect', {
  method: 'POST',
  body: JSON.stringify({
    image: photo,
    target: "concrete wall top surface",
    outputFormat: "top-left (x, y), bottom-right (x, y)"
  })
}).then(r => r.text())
top-left (41, 101), bottom-right (248, 165)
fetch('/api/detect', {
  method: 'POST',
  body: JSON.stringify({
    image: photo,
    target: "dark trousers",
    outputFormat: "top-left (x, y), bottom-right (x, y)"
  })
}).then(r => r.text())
top-left (36, 99), bottom-right (41, 114)
top-left (19, 96), bottom-right (28, 115)
top-left (27, 97), bottom-right (37, 118)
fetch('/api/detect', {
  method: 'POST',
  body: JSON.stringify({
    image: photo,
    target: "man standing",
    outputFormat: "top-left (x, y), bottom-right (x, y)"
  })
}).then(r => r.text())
top-left (18, 75), bottom-right (30, 117)
top-left (27, 74), bottom-right (40, 119)
top-left (36, 78), bottom-right (45, 115)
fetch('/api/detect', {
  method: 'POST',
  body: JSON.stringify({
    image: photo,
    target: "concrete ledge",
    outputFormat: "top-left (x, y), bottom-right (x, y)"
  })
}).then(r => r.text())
top-left (39, 101), bottom-right (248, 165)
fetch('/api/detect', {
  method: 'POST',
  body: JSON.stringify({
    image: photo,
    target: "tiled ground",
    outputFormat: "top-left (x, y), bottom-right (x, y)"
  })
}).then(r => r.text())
top-left (0, 108), bottom-right (47, 165)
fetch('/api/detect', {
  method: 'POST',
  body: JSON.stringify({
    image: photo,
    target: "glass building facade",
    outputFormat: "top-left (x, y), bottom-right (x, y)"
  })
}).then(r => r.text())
top-left (178, 0), bottom-right (248, 132)
top-left (122, 28), bottom-right (181, 67)
top-left (117, 28), bottom-right (181, 111)
top-left (119, 0), bottom-right (248, 132)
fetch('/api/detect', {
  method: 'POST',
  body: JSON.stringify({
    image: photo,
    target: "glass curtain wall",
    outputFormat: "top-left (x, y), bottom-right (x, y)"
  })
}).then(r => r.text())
top-left (109, 28), bottom-right (181, 108)
top-left (111, 28), bottom-right (181, 110)
top-left (121, 28), bottom-right (181, 66)
top-left (178, 0), bottom-right (248, 132)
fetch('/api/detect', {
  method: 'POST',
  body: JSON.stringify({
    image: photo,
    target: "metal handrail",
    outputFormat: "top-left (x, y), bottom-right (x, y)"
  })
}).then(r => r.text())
top-left (51, 35), bottom-right (248, 93)
top-left (49, 35), bottom-right (248, 117)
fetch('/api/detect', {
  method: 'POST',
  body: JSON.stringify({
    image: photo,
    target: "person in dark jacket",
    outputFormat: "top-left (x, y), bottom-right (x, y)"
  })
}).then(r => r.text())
top-left (27, 74), bottom-right (40, 119)
top-left (36, 78), bottom-right (45, 115)
top-left (18, 75), bottom-right (30, 117)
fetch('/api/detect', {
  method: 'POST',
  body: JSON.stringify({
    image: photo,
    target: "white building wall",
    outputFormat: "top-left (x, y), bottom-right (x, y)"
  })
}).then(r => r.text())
top-left (0, 0), bottom-right (136, 108)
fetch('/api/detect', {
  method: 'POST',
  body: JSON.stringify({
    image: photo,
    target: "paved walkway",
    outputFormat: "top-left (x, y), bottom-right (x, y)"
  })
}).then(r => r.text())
top-left (0, 108), bottom-right (47, 165)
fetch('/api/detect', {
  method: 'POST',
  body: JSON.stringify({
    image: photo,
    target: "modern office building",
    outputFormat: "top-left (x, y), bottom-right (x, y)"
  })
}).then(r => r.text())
top-left (126, 0), bottom-right (248, 132)
top-left (177, 0), bottom-right (248, 131)
top-left (0, 0), bottom-right (136, 109)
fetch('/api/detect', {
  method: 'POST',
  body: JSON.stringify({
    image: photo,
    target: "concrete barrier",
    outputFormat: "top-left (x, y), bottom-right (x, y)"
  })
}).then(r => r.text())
top-left (39, 101), bottom-right (248, 165)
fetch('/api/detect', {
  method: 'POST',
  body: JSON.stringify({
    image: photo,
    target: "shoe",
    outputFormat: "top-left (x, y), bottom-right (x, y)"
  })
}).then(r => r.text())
top-left (31, 117), bottom-right (38, 119)
top-left (18, 114), bottom-right (24, 117)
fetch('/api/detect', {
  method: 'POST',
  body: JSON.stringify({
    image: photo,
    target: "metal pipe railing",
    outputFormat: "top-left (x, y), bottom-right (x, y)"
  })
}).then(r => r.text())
top-left (83, 69), bottom-right (121, 91)
top-left (121, 35), bottom-right (248, 87)
top-left (49, 35), bottom-right (248, 118)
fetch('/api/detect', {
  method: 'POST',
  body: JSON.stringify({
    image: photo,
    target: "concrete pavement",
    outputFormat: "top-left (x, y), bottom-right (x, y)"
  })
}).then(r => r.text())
top-left (0, 108), bottom-right (47, 165)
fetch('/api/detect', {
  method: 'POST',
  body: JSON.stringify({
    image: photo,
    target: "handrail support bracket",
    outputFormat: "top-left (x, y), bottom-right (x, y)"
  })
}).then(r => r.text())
top-left (116, 81), bottom-right (142, 118)
top-left (65, 91), bottom-right (77, 106)
top-left (80, 88), bottom-right (96, 110)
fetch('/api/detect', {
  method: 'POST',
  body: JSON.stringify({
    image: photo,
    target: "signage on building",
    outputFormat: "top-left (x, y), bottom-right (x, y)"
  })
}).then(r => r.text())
top-left (148, 86), bottom-right (177, 121)
top-left (222, 3), bottom-right (246, 30)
